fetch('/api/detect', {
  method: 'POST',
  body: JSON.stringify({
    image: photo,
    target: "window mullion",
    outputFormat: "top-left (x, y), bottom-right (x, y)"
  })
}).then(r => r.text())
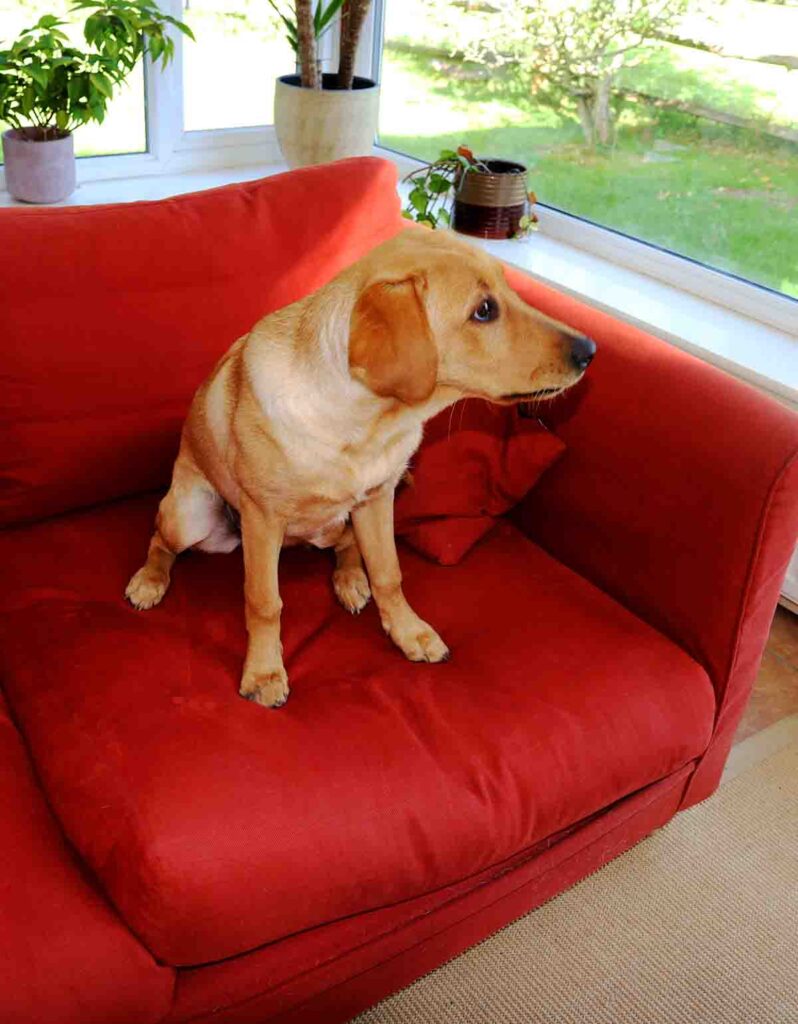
top-left (145, 0), bottom-right (186, 165)
top-left (366, 0), bottom-right (386, 85)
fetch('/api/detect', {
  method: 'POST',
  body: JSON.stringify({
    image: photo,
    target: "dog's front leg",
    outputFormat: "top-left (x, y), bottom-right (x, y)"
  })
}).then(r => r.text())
top-left (239, 494), bottom-right (289, 708)
top-left (352, 485), bottom-right (449, 664)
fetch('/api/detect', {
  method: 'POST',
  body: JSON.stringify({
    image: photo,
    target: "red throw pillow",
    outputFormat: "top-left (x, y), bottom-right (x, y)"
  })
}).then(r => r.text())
top-left (395, 402), bottom-right (565, 564)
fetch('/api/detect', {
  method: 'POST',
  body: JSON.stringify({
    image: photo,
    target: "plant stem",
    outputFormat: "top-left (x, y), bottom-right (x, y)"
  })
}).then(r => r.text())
top-left (337, 0), bottom-right (370, 89)
top-left (296, 0), bottom-right (320, 88)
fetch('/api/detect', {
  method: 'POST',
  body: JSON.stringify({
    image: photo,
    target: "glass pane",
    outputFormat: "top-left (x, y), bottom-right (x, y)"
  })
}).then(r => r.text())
top-left (182, 0), bottom-right (295, 131)
top-left (0, 0), bottom-right (146, 159)
top-left (379, 0), bottom-right (798, 299)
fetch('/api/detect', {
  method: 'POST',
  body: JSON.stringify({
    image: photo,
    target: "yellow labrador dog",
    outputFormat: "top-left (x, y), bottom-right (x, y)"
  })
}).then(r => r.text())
top-left (126, 229), bottom-right (595, 707)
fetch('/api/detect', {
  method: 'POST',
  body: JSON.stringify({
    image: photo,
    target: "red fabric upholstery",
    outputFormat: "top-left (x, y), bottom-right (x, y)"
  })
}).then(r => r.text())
top-left (165, 765), bottom-right (692, 1024)
top-left (0, 695), bottom-right (173, 1024)
top-left (2, 161), bottom-right (798, 1024)
top-left (0, 158), bottom-right (402, 528)
top-left (0, 493), bottom-right (714, 967)
top-left (502, 266), bottom-right (798, 806)
top-left (395, 401), bottom-right (565, 564)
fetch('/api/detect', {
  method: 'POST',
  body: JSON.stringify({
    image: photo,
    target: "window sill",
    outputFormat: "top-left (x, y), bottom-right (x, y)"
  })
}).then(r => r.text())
top-left (0, 161), bottom-right (289, 208)
top-left (2, 154), bottom-right (795, 409)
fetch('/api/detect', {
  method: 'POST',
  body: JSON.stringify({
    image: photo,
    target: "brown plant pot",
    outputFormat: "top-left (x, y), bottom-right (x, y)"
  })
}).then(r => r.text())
top-left (2, 127), bottom-right (76, 204)
top-left (453, 159), bottom-right (528, 239)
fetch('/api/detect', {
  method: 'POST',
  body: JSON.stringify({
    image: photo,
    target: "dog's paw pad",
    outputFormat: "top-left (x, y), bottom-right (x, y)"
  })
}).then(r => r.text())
top-left (125, 569), bottom-right (169, 610)
top-left (240, 668), bottom-right (290, 709)
top-left (394, 626), bottom-right (450, 664)
top-left (333, 567), bottom-right (372, 614)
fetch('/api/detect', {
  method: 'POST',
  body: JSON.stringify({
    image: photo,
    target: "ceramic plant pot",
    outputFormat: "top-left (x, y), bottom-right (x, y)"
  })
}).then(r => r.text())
top-left (453, 159), bottom-right (528, 239)
top-left (2, 128), bottom-right (77, 204)
top-left (273, 73), bottom-right (380, 169)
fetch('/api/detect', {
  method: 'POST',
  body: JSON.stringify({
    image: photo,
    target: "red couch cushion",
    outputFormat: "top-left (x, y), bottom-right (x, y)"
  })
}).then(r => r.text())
top-left (0, 494), bottom-right (715, 967)
top-left (0, 158), bottom-right (403, 528)
top-left (0, 694), bottom-right (173, 1024)
top-left (395, 402), bottom-right (565, 564)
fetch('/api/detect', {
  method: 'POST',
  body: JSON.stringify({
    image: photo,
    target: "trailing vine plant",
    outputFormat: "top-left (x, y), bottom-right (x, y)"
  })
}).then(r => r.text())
top-left (401, 145), bottom-right (539, 238)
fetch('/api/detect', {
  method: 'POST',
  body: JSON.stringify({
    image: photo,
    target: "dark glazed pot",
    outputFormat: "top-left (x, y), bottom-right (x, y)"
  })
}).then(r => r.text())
top-left (453, 159), bottom-right (528, 239)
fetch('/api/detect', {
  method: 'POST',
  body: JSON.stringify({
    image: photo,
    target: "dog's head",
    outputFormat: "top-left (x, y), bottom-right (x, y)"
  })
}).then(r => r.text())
top-left (348, 230), bottom-right (595, 406)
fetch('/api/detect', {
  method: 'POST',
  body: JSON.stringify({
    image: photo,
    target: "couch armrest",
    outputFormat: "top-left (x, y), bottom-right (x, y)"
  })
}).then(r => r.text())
top-left (0, 693), bottom-right (174, 1024)
top-left (504, 265), bottom-right (798, 806)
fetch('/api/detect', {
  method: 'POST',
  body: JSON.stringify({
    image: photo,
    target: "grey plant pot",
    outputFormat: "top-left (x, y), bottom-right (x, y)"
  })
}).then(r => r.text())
top-left (2, 129), bottom-right (77, 204)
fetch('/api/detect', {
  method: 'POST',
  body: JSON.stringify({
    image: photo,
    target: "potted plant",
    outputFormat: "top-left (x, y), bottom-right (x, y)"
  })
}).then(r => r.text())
top-left (402, 145), bottom-right (538, 240)
top-left (270, 0), bottom-right (378, 169)
top-left (0, 0), bottom-right (193, 204)
top-left (267, 0), bottom-right (344, 80)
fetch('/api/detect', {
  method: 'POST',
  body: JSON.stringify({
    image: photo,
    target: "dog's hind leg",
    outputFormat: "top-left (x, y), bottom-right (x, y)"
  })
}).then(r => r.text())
top-left (332, 525), bottom-right (372, 614)
top-left (125, 450), bottom-right (232, 610)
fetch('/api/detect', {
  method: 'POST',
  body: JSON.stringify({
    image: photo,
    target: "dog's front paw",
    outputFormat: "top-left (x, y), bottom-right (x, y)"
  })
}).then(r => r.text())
top-left (389, 620), bottom-right (450, 664)
top-left (333, 566), bottom-right (372, 614)
top-left (125, 567), bottom-right (169, 610)
top-left (239, 666), bottom-right (290, 708)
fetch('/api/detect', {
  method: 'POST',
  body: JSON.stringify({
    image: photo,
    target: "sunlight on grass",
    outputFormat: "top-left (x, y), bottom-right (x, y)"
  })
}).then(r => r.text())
top-left (678, 0), bottom-right (798, 62)
top-left (619, 42), bottom-right (798, 128)
top-left (379, 51), bottom-right (541, 139)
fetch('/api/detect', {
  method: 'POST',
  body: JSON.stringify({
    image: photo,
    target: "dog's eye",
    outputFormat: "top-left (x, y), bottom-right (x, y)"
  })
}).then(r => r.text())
top-left (471, 297), bottom-right (499, 323)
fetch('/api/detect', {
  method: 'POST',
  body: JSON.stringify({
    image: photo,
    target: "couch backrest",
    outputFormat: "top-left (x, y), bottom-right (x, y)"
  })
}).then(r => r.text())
top-left (0, 157), bottom-right (403, 527)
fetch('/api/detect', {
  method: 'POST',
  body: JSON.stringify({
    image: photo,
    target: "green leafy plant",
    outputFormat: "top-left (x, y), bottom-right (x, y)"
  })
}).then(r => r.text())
top-left (265, 0), bottom-right (345, 56)
top-left (0, 0), bottom-right (193, 140)
top-left (268, 0), bottom-right (372, 90)
top-left (402, 144), bottom-right (539, 238)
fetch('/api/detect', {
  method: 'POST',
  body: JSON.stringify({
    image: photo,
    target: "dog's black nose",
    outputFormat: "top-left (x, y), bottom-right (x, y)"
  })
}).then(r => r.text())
top-left (570, 335), bottom-right (596, 371)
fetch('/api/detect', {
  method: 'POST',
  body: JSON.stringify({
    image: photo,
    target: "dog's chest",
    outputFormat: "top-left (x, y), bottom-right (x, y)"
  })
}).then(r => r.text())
top-left (283, 420), bottom-right (421, 546)
top-left (346, 429), bottom-right (415, 499)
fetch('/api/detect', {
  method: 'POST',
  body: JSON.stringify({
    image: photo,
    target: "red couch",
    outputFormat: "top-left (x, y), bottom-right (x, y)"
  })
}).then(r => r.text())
top-left (2, 157), bottom-right (797, 1024)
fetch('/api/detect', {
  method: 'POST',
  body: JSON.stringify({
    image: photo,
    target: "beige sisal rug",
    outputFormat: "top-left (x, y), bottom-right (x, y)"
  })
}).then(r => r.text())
top-left (354, 742), bottom-right (798, 1024)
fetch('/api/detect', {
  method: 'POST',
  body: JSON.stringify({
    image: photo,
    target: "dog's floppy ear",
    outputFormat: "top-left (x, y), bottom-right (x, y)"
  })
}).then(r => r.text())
top-left (349, 275), bottom-right (437, 405)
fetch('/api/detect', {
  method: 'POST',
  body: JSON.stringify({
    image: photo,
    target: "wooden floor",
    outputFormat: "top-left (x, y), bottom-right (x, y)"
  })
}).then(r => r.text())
top-left (734, 606), bottom-right (798, 744)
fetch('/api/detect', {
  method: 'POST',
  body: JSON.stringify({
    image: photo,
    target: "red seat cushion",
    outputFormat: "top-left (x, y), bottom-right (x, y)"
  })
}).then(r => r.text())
top-left (0, 495), bottom-right (715, 967)
top-left (0, 157), bottom-right (402, 528)
top-left (395, 402), bottom-right (565, 564)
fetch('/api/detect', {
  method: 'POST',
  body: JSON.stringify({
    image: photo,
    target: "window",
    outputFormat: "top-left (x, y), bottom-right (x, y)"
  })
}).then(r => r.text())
top-left (0, 0), bottom-right (291, 177)
top-left (182, 0), bottom-right (294, 132)
top-left (378, 0), bottom-right (798, 300)
top-left (0, 0), bottom-right (146, 159)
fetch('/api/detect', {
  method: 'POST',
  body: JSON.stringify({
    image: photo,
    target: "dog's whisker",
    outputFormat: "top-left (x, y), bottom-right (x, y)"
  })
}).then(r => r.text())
top-left (458, 396), bottom-right (470, 432)
top-left (446, 401), bottom-right (458, 441)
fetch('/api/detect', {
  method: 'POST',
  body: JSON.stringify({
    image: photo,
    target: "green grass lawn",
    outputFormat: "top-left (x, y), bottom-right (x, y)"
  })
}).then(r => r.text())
top-left (379, 47), bottom-right (798, 298)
